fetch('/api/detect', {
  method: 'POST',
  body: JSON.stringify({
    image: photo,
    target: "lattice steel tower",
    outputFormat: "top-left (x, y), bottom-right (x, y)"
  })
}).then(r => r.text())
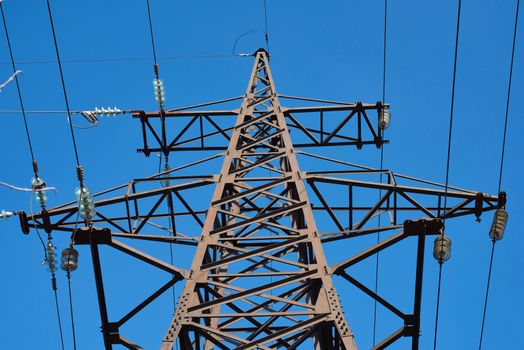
top-left (19, 49), bottom-right (505, 349)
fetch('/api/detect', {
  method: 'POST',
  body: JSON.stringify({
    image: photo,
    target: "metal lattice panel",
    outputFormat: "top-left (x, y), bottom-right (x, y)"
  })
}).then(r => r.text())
top-left (20, 49), bottom-right (504, 350)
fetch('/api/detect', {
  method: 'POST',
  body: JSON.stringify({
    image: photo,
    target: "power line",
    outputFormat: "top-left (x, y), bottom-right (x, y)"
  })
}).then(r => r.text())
top-left (44, 2), bottom-right (82, 348)
top-left (64, 216), bottom-right (82, 350)
top-left (30, 194), bottom-right (66, 350)
top-left (144, 0), bottom-right (168, 160)
top-left (45, 0), bottom-right (82, 168)
top-left (0, 2), bottom-right (35, 164)
top-left (230, 1), bottom-right (271, 55)
top-left (263, 0), bottom-right (270, 53)
top-left (2, 6), bottom-right (65, 348)
top-left (479, 1), bottom-right (520, 348)
top-left (145, 0), bottom-right (158, 65)
top-left (497, 0), bottom-right (520, 195)
top-left (232, 29), bottom-right (266, 56)
top-left (67, 274), bottom-right (78, 350)
top-left (52, 284), bottom-right (66, 350)
top-left (478, 241), bottom-right (496, 349)
top-left (433, 1), bottom-right (462, 349)
top-left (372, 0), bottom-right (388, 346)
top-left (0, 54), bottom-right (238, 66)
top-left (381, 0), bottom-right (388, 104)
top-left (147, 3), bottom-right (176, 318)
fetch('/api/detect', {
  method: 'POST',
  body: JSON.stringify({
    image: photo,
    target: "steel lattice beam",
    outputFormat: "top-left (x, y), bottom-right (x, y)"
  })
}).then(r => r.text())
top-left (18, 49), bottom-right (505, 349)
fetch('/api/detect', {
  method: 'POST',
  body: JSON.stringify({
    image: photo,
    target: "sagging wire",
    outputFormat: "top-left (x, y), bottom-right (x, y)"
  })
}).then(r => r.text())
top-left (158, 156), bottom-right (178, 350)
top-left (45, 0), bottom-right (81, 169)
top-left (433, 1), bottom-right (462, 349)
top-left (163, 158), bottom-right (177, 312)
top-left (232, 29), bottom-right (266, 56)
top-left (45, 0), bottom-right (95, 224)
top-left (1, 3), bottom-right (65, 348)
top-left (263, 0), bottom-right (271, 53)
top-left (145, 0), bottom-right (158, 65)
top-left (63, 214), bottom-right (81, 350)
top-left (478, 1), bottom-right (519, 348)
top-left (372, 0), bottom-right (388, 346)
top-left (145, 0), bottom-right (166, 108)
top-left (146, 1), bottom-right (177, 331)
top-left (0, 53), bottom-right (237, 66)
top-left (0, 3), bottom-right (35, 165)
top-left (45, 1), bottom-right (95, 348)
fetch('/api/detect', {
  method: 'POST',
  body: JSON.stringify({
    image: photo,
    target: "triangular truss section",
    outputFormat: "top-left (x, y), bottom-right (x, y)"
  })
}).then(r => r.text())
top-left (161, 50), bottom-right (357, 350)
top-left (20, 49), bottom-right (505, 350)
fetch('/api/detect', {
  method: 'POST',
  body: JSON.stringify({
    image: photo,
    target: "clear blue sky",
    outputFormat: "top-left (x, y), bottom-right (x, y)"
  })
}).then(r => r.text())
top-left (0, 0), bottom-right (522, 349)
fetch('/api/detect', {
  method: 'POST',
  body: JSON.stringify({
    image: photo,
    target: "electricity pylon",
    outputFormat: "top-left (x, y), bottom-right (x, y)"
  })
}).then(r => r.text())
top-left (19, 49), bottom-right (505, 349)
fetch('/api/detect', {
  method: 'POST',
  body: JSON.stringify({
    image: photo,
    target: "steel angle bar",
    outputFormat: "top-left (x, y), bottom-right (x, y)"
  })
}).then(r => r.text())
top-left (201, 235), bottom-right (308, 270)
top-left (108, 239), bottom-right (185, 279)
top-left (331, 231), bottom-right (406, 274)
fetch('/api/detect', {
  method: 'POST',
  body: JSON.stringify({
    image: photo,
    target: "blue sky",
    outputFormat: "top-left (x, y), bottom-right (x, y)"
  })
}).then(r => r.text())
top-left (0, 0), bottom-right (522, 349)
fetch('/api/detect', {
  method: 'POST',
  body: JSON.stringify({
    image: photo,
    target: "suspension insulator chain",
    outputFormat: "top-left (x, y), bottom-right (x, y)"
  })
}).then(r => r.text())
top-left (489, 208), bottom-right (508, 241)
top-left (75, 166), bottom-right (95, 223)
top-left (433, 235), bottom-right (452, 263)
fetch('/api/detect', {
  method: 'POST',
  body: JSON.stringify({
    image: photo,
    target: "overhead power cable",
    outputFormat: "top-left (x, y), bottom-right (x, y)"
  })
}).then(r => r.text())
top-left (232, 29), bottom-right (267, 56)
top-left (145, 0), bottom-right (158, 65)
top-left (145, 0), bottom-right (168, 155)
top-left (496, 0), bottom-right (519, 196)
top-left (52, 281), bottom-right (66, 350)
top-left (0, 3), bottom-right (35, 164)
top-left (2, 4), bottom-right (65, 349)
top-left (45, 0), bottom-right (81, 169)
top-left (67, 272), bottom-right (78, 350)
top-left (433, 1), bottom-right (462, 349)
top-left (45, 1), bottom-right (85, 348)
top-left (372, 0), bottom-right (388, 346)
top-left (479, 1), bottom-right (520, 348)
top-left (146, 1), bottom-right (177, 327)
top-left (478, 242), bottom-right (496, 349)
top-left (231, 1), bottom-right (271, 57)
top-left (263, 0), bottom-right (270, 53)
top-left (0, 54), bottom-right (237, 66)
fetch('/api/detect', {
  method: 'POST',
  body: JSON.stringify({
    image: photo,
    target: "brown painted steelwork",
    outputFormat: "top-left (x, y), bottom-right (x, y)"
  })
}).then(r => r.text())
top-left (20, 49), bottom-right (505, 349)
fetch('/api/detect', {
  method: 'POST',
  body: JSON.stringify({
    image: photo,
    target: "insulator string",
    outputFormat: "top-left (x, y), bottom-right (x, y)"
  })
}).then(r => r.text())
top-left (29, 194), bottom-right (66, 348)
